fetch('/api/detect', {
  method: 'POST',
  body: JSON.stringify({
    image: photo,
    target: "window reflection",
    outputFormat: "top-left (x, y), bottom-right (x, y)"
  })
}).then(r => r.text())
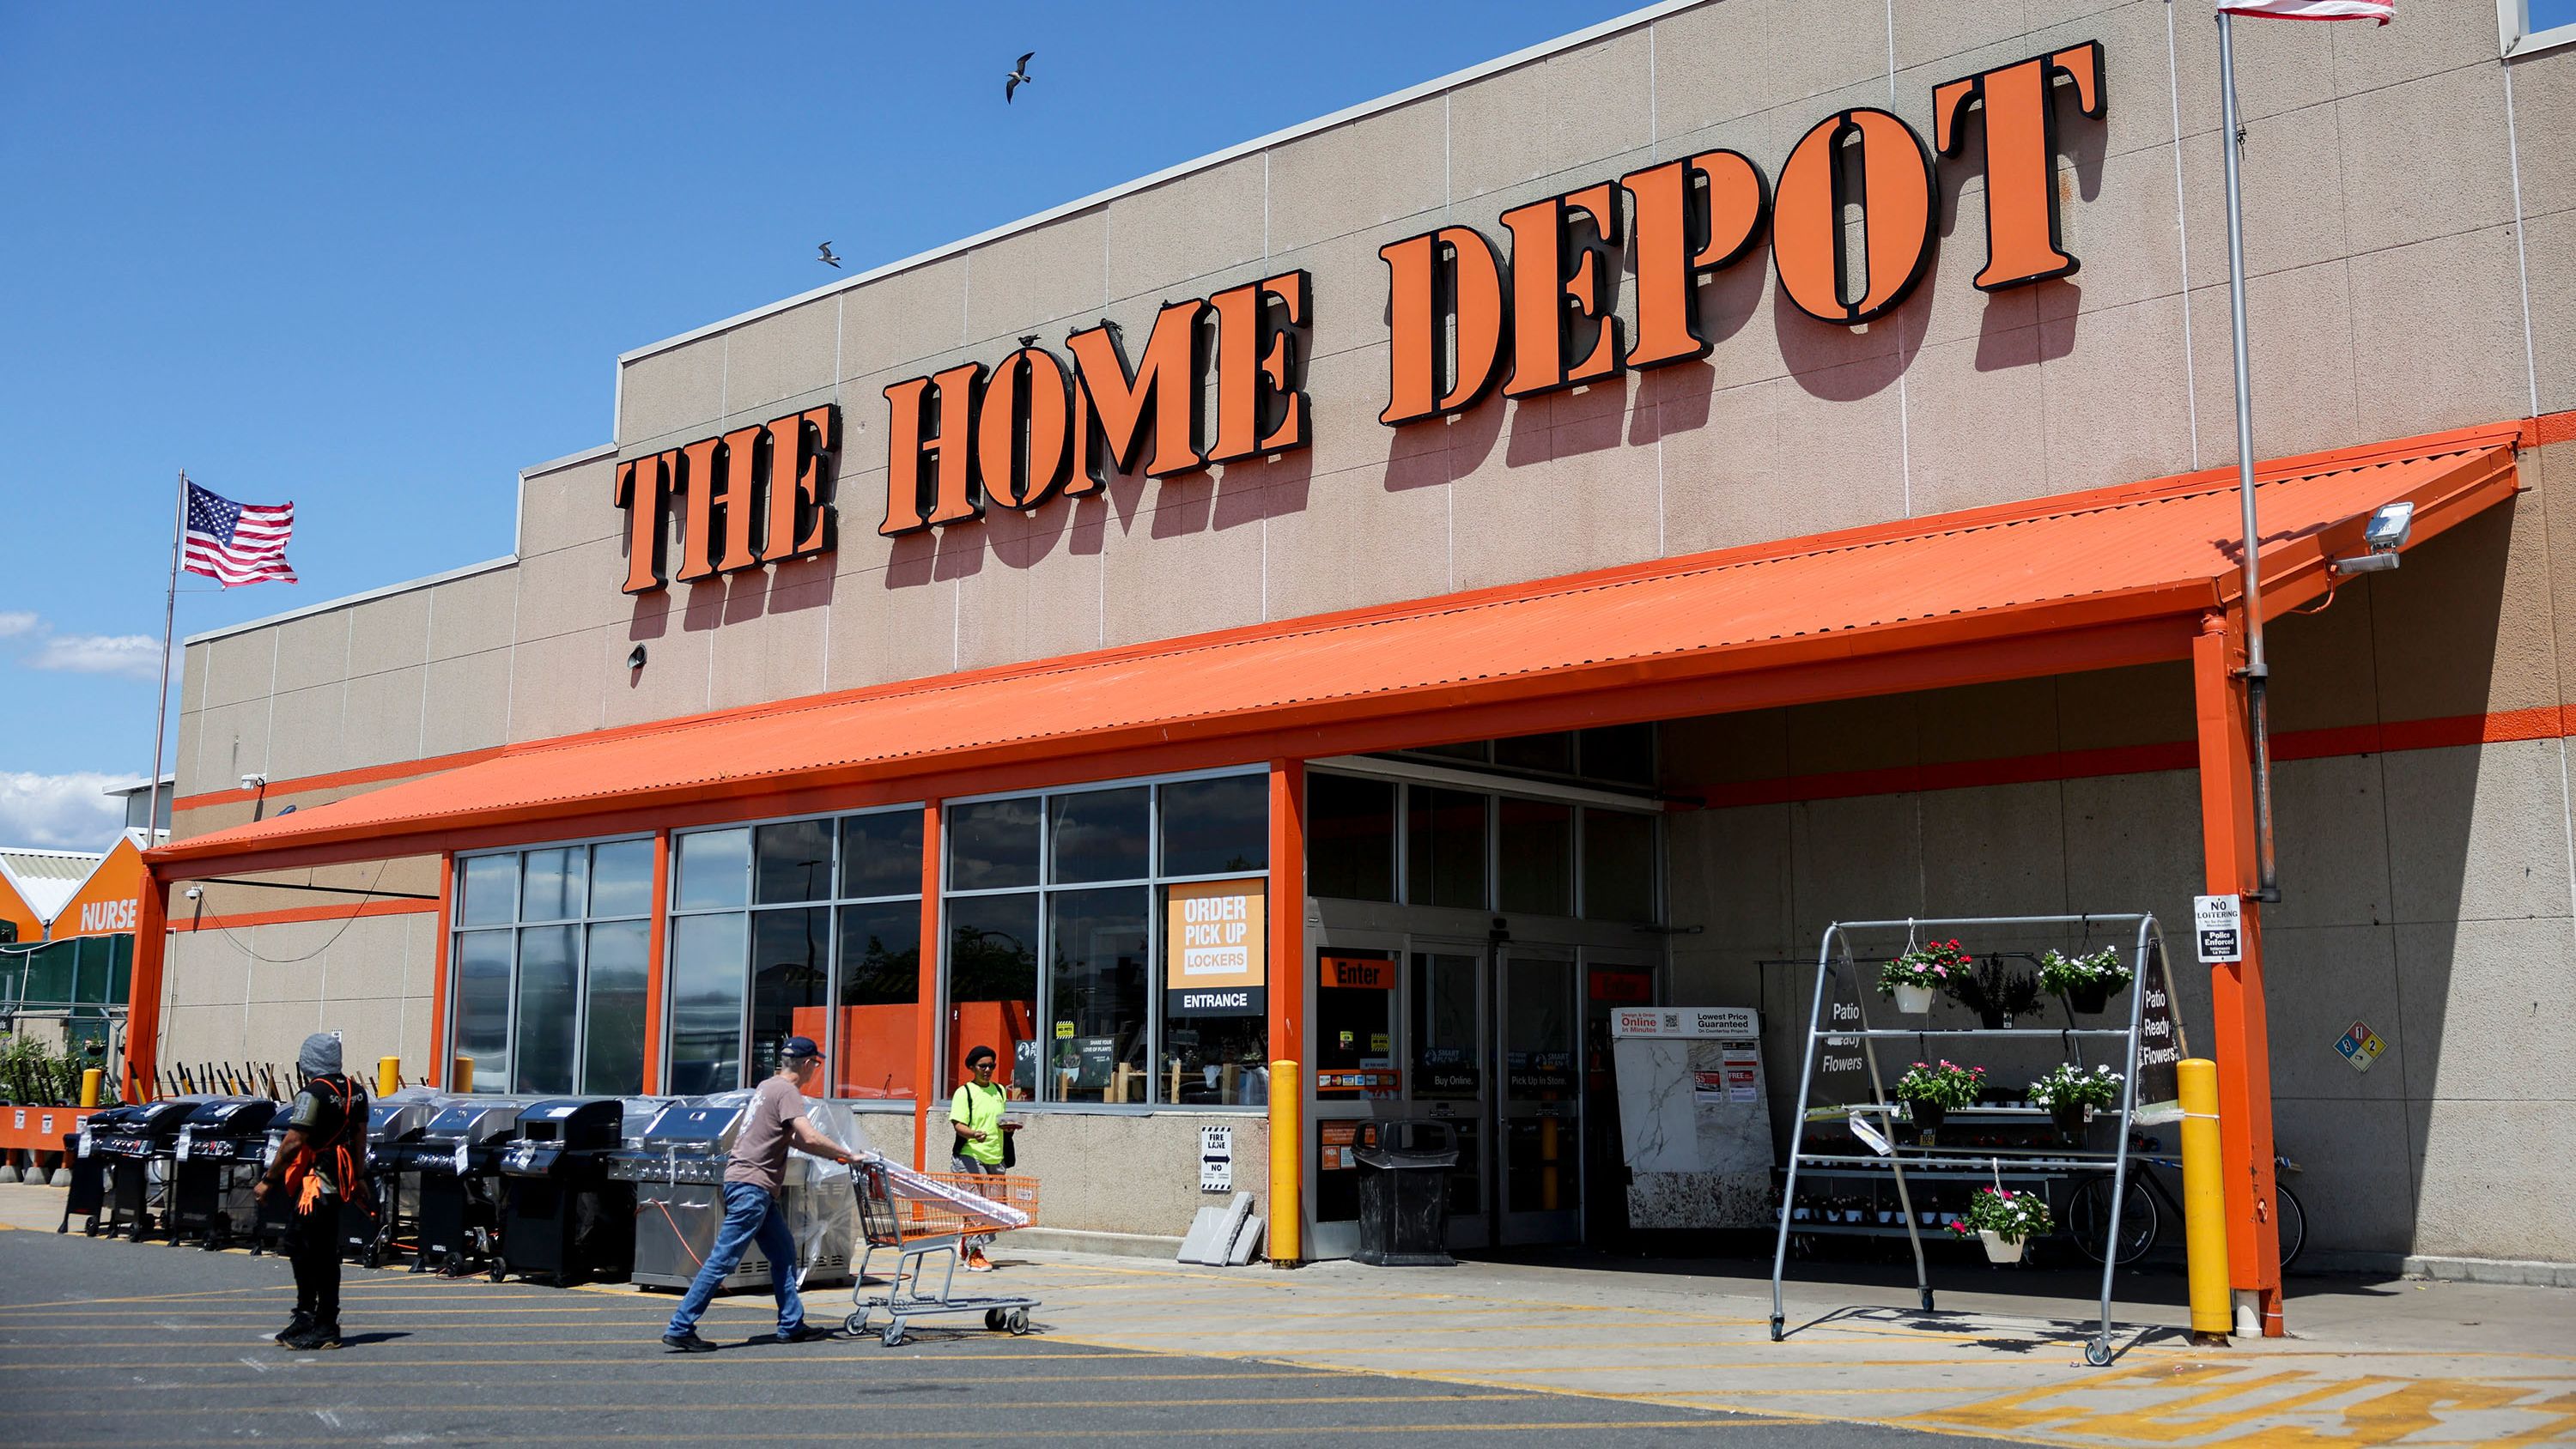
top-left (832, 901), bottom-right (920, 1100)
top-left (948, 893), bottom-right (1037, 1095)
top-left (1159, 775), bottom-right (1267, 876)
top-left (513, 925), bottom-right (578, 1094)
top-left (749, 906), bottom-right (830, 1089)
top-left (754, 819), bottom-right (835, 904)
top-left (589, 840), bottom-right (653, 919)
top-left (458, 855), bottom-right (515, 928)
top-left (1048, 787), bottom-right (1150, 884)
top-left (674, 828), bottom-right (750, 911)
top-left (949, 798), bottom-right (1042, 891)
top-left (1047, 887), bottom-right (1149, 1103)
top-left (841, 810), bottom-right (922, 900)
top-left (667, 912), bottom-right (747, 1094)
top-left (453, 930), bottom-right (511, 1091)
top-left (581, 919), bottom-right (648, 1096)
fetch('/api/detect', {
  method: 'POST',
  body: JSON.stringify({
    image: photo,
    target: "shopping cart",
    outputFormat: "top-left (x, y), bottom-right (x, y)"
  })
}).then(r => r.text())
top-left (841, 1160), bottom-right (1039, 1346)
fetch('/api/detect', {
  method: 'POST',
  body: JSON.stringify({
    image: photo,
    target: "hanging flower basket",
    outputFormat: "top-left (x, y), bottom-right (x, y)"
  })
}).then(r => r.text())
top-left (1950, 1184), bottom-right (2053, 1264)
top-left (2038, 948), bottom-right (2134, 1016)
top-left (1893, 1060), bottom-right (1983, 1142)
top-left (2026, 1062), bottom-right (2123, 1143)
top-left (1879, 940), bottom-right (1971, 1014)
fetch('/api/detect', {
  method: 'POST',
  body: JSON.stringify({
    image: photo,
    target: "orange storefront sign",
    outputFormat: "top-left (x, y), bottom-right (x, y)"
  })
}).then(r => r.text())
top-left (56, 838), bottom-right (145, 940)
top-left (610, 43), bottom-right (2108, 589)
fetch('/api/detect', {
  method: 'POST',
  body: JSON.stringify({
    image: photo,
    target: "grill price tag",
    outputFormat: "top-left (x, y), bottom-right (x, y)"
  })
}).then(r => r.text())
top-left (77, 1129), bottom-right (94, 1159)
top-left (175, 1127), bottom-right (193, 1162)
top-left (452, 1140), bottom-right (470, 1175)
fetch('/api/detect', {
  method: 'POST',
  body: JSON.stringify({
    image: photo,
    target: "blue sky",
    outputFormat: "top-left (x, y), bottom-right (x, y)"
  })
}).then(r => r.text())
top-left (0, 2), bottom-right (2558, 848)
top-left (0, 0), bottom-right (1642, 846)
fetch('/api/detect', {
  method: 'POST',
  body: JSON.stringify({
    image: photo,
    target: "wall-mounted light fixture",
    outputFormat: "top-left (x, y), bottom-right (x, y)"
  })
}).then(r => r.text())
top-left (627, 644), bottom-right (647, 670)
top-left (2331, 500), bottom-right (2415, 577)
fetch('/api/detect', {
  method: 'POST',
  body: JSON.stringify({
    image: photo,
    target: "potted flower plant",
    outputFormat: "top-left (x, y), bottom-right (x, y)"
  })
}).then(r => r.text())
top-left (1892, 1059), bottom-right (1984, 1138)
top-left (2037, 946), bottom-right (2134, 1015)
top-left (1947, 958), bottom-right (2044, 1029)
top-left (2025, 1063), bottom-right (2123, 1139)
top-left (1879, 939), bottom-right (1972, 1014)
top-left (1948, 1185), bottom-right (2054, 1264)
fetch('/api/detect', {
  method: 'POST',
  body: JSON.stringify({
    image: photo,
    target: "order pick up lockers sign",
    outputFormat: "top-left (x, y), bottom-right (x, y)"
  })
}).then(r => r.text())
top-left (616, 44), bottom-right (2106, 594)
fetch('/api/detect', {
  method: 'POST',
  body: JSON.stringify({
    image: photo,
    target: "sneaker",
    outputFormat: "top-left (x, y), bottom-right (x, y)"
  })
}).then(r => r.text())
top-left (661, 1331), bottom-right (719, 1353)
top-left (775, 1324), bottom-right (835, 1344)
top-left (964, 1251), bottom-right (997, 1273)
top-left (283, 1323), bottom-right (342, 1351)
top-left (272, 1312), bottom-right (313, 1346)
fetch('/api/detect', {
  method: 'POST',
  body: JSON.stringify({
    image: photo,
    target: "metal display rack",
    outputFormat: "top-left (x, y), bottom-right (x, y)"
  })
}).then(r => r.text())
top-left (1767, 913), bottom-right (2169, 1367)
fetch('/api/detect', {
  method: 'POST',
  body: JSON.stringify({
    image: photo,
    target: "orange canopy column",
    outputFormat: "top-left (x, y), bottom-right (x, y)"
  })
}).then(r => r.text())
top-left (2192, 612), bottom-right (2286, 1337)
top-left (125, 870), bottom-right (167, 1100)
top-left (1267, 759), bottom-right (1307, 1267)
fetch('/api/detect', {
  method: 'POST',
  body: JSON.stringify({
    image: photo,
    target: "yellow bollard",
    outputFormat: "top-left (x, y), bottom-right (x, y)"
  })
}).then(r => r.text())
top-left (451, 1055), bottom-right (473, 1094)
top-left (376, 1056), bottom-right (401, 1097)
top-left (2179, 1058), bottom-right (2233, 1343)
top-left (79, 1068), bottom-right (102, 1107)
top-left (1267, 1059), bottom-right (1302, 1267)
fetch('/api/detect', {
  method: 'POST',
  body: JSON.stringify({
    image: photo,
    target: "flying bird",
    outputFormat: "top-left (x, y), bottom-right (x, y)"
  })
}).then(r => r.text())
top-left (1005, 52), bottom-right (1035, 102)
top-left (817, 242), bottom-right (841, 269)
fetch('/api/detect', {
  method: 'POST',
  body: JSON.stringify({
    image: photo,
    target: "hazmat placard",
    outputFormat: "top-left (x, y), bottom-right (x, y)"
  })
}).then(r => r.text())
top-left (2194, 894), bottom-right (2243, 963)
top-left (2334, 1020), bottom-right (2387, 1073)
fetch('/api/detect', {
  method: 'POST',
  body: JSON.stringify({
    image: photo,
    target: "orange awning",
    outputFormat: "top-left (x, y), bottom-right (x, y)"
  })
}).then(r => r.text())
top-left (154, 421), bottom-right (2522, 876)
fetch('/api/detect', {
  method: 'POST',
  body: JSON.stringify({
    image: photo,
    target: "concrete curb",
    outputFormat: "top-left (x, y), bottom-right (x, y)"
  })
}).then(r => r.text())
top-left (1012, 1227), bottom-right (1188, 1261)
top-left (2403, 1254), bottom-right (2576, 1289)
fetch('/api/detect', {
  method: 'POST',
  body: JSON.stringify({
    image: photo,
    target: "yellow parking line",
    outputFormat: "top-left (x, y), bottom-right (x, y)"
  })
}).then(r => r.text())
top-left (53, 1391), bottom-right (1541, 1419)
top-left (10, 1421), bottom-right (1753, 1446)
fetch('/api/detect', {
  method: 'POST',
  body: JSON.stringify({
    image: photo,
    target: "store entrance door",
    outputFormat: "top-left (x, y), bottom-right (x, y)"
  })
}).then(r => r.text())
top-left (1496, 947), bottom-right (1580, 1246)
top-left (1410, 944), bottom-right (1488, 1252)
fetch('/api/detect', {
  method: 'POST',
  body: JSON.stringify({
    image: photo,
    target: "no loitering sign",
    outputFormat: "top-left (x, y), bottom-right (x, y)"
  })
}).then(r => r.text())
top-left (2194, 894), bottom-right (2243, 964)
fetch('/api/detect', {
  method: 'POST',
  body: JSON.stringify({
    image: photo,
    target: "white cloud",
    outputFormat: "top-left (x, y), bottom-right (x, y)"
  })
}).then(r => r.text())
top-left (0, 612), bottom-right (167, 682)
top-left (27, 633), bottom-right (164, 681)
top-left (0, 772), bottom-right (126, 851)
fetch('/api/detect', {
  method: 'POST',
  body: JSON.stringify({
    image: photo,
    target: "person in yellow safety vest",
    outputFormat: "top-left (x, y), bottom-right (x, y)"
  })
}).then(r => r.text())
top-left (949, 1045), bottom-right (1018, 1272)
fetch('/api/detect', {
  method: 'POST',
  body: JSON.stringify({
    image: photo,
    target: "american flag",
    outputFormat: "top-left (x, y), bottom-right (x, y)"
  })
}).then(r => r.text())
top-left (183, 481), bottom-right (298, 586)
top-left (2219, 0), bottom-right (2392, 21)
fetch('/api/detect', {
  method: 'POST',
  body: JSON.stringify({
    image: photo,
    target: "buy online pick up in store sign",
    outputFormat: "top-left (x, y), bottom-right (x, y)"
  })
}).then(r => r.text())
top-left (2335, 1020), bottom-right (2387, 1073)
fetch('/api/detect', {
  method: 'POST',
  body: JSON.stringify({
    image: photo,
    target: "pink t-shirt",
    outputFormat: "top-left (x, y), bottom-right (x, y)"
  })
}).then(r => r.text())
top-left (723, 1076), bottom-right (809, 1194)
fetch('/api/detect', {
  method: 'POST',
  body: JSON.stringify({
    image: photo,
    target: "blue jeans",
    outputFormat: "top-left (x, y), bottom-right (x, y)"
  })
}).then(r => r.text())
top-left (665, 1182), bottom-right (804, 1338)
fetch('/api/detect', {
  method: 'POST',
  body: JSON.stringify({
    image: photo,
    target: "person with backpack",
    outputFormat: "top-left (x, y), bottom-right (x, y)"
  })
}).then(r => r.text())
top-left (253, 1032), bottom-right (369, 1350)
top-left (949, 1045), bottom-right (1018, 1272)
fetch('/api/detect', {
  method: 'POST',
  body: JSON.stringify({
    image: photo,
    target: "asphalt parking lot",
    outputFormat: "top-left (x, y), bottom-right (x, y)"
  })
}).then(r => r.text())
top-left (0, 1226), bottom-right (2019, 1447)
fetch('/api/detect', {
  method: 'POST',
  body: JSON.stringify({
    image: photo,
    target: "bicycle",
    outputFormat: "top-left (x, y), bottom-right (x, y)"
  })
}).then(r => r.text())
top-left (2064, 1138), bottom-right (2306, 1274)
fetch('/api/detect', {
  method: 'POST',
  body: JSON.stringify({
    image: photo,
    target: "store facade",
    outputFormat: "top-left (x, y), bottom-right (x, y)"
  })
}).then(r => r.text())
top-left (140, 0), bottom-right (2573, 1319)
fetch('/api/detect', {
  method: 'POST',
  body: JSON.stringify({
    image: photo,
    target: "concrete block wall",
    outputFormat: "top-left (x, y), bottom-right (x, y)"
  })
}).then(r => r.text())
top-left (155, 910), bottom-right (439, 1085)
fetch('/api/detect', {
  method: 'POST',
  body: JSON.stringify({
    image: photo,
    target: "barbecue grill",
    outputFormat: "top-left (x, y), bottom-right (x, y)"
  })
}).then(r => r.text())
top-left (58, 1102), bottom-right (143, 1234)
top-left (494, 1097), bottom-right (656, 1287)
top-left (169, 1096), bottom-right (279, 1249)
top-left (399, 1095), bottom-right (538, 1274)
top-left (339, 1086), bottom-right (439, 1265)
top-left (605, 1094), bottom-right (856, 1292)
top-left (88, 1099), bottom-right (198, 1240)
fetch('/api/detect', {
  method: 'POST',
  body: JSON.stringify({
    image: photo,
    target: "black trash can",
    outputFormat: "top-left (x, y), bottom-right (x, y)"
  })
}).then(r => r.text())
top-left (1353, 1120), bottom-right (1458, 1267)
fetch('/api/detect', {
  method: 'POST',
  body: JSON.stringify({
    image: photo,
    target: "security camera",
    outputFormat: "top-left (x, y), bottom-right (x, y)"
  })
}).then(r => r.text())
top-left (2332, 501), bottom-right (2416, 577)
top-left (185, 886), bottom-right (202, 900)
top-left (240, 773), bottom-right (267, 790)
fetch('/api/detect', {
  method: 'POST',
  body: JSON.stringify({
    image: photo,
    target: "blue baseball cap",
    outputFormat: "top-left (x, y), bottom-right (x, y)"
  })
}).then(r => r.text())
top-left (781, 1035), bottom-right (824, 1061)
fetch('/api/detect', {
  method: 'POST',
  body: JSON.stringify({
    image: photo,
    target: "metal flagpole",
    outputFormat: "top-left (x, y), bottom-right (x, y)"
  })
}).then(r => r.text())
top-left (2216, 14), bottom-right (2280, 900)
top-left (144, 471), bottom-right (186, 848)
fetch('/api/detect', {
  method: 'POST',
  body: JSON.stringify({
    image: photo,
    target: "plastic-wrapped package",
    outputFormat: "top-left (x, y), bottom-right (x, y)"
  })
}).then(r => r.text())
top-left (780, 1094), bottom-right (865, 1276)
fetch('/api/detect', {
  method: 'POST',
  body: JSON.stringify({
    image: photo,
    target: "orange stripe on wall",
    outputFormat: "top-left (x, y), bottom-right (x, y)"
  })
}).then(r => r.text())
top-left (1695, 706), bottom-right (2576, 809)
top-left (173, 746), bottom-right (509, 811)
top-left (167, 897), bottom-right (440, 932)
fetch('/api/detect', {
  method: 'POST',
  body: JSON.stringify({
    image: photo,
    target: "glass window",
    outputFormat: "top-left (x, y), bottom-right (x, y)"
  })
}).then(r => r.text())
top-left (1159, 775), bottom-right (1267, 877)
top-left (1582, 809), bottom-right (1658, 922)
top-left (1498, 798), bottom-right (1574, 916)
top-left (1045, 888), bottom-right (1150, 1103)
top-left (1493, 731), bottom-right (1575, 775)
top-left (755, 818), bottom-right (836, 904)
top-left (948, 892), bottom-right (1038, 1094)
top-left (458, 854), bottom-right (516, 927)
top-left (1413, 740), bottom-right (1489, 764)
top-left (452, 930), bottom-right (512, 1089)
top-left (519, 848), bottom-right (586, 924)
top-left (748, 906), bottom-right (831, 1088)
top-left (1308, 773), bottom-right (1396, 902)
top-left (674, 828), bottom-right (750, 911)
top-left (841, 810), bottom-right (922, 900)
top-left (581, 919), bottom-right (649, 1096)
top-left (513, 925), bottom-right (578, 1094)
top-left (949, 798), bottom-right (1042, 891)
top-left (833, 900), bottom-right (920, 1100)
top-left (1406, 787), bottom-right (1488, 909)
top-left (1578, 724), bottom-right (1656, 786)
top-left (1048, 787), bottom-right (1150, 884)
top-left (667, 912), bottom-right (748, 1094)
top-left (589, 839), bottom-right (653, 919)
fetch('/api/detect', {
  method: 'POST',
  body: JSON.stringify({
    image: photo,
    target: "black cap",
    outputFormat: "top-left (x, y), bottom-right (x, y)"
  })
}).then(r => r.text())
top-left (781, 1035), bottom-right (823, 1061)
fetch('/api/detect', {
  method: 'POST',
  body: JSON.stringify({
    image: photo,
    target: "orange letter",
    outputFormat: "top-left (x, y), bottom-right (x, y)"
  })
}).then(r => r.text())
top-left (1934, 41), bottom-right (2105, 292)
top-left (1621, 150), bottom-right (1769, 370)
top-left (613, 451), bottom-right (674, 595)
top-left (1065, 300), bottom-right (1207, 481)
top-left (672, 434), bottom-right (725, 581)
top-left (1773, 107), bottom-right (1937, 326)
top-left (880, 362), bottom-right (986, 536)
top-left (1502, 183), bottom-right (1623, 398)
top-left (758, 404), bottom-right (838, 563)
top-left (1207, 270), bottom-right (1312, 463)
top-left (1378, 227), bottom-right (1507, 427)
top-left (975, 346), bottom-right (1074, 510)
